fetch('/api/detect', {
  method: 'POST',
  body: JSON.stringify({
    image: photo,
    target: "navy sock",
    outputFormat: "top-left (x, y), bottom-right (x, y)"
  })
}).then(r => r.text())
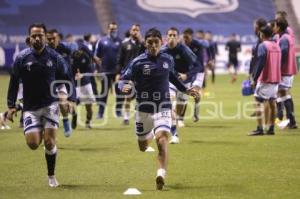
top-left (171, 125), bottom-right (177, 136)
top-left (284, 99), bottom-right (296, 125)
top-left (276, 102), bottom-right (284, 120)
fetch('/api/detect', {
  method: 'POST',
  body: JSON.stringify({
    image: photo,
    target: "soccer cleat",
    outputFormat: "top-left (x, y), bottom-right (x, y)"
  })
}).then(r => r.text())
top-left (115, 111), bottom-right (122, 118)
top-left (248, 129), bottom-right (264, 136)
top-left (48, 175), bottom-right (59, 188)
top-left (169, 136), bottom-right (179, 144)
top-left (193, 115), bottom-right (199, 122)
top-left (156, 169), bottom-right (166, 190)
top-left (71, 113), bottom-right (77, 130)
top-left (123, 119), bottom-right (129, 125)
top-left (63, 119), bottom-right (72, 137)
top-left (177, 120), bottom-right (185, 128)
top-left (288, 123), bottom-right (298, 129)
top-left (96, 113), bottom-right (103, 119)
top-left (277, 119), bottom-right (290, 129)
top-left (265, 130), bottom-right (275, 135)
top-left (85, 121), bottom-right (92, 129)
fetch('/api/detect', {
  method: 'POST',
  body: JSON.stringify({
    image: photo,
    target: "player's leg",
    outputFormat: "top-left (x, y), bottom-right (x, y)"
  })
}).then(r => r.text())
top-left (23, 111), bottom-right (43, 149)
top-left (43, 103), bottom-right (60, 187)
top-left (153, 110), bottom-right (171, 190)
top-left (97, 74), bottom-right (109, 119)
top-left (135, 111), bottom-right (154, 152)
top-left (82, 83), bottom-right (95, 128)
top-left (57, 85), bottom-right (72, 137)
top-left (176, 92), bottom-right (188, 128)
top-left (192, 73), bottom-right (205, 122)
top-left (248, 83), bottom-right (265, 136)
top-left (169, 87), bottom-right (179, 144)
top-left (266, 99), bottom-right (277, 135)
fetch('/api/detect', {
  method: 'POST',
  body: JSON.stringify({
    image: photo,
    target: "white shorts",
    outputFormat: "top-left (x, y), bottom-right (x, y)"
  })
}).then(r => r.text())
top-left (56, 84), bottom-right (68, 95)
top-left (169, 82), bottom-right (190, 103)
top-left (135, 110), bottom-right (172, 141)
top-left (192, 73), bottom-right (205, 88)
top-left (23, 103), bottom-right (59, 134)
top-left (254, 82), bottom-right (278, 101)
top-left (279, 76), bottom-right (294, 89)
top-left (17, 83), bottom-right (23, 101)
top-left (76, 83), bottom-right (95, 104)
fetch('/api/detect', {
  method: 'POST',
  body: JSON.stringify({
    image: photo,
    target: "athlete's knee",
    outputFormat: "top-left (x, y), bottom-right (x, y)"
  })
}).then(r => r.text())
top-left (44, 139), bottom-right (55, 151)
top-left (26, 141), bottom-right (39, 150)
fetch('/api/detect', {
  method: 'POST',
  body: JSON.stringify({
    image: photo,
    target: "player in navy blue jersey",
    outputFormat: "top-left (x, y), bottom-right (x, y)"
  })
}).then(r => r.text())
top-left (160, 27), bottom-right (197, 144)
top-left (225, 33), bottom-right (241, 83)
top-left (116, 24), bottom-right (145, 124)
top-left (119, 28), bottom-right (199, 190)
top-left (6, 23), bottom-right (76, 188)
top-left (94, 22), bottom-right (122, 119)
top-left (46, 29), bottom-right (77, 136)
top-left (72, 38), bottom-right (97, 129)
top-left (205, 31), bottom-right (218, 84)
top-left (182, 28), bottom-right (209, 122)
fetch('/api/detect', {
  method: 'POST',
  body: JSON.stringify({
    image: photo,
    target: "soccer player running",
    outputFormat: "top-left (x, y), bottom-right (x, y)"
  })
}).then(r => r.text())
top-left (6, 23), bottom-right (76, 187)
top-left (249, 26), bottom-right (281, 136)
top-left (94, 22), bottom-right (122, 119)
top-left (182, 28), bottom-right (209, 122)
top-left (72, 38), bottom-right (97, 129)
top-left (161, 27), bottom-right (197, 143)
top-left (46, 29), bottom-right (77, 136)
top-left (119, 28), bottom-right (199, 190)
top-left (225, 33), bottom-right (241, 83)
top-left (274, 17), bottom-right (298, 129)
top-left (116, 24), bottom-right (145, 125)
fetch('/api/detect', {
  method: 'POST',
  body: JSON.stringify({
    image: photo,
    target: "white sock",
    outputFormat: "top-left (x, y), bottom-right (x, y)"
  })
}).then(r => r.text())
top-left (124, 111), bottom-right (130, 120)
top-left (157, 168), bottom-right (166, 178)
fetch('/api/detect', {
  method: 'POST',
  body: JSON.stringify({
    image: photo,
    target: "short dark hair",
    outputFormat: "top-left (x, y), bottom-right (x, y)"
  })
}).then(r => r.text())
top-left (47, 29), bottom-right (59, 34)
top-left (145, 28), bottom-right (162, 40)
top-left (260, 26), bottom-right (273, 38)
top-left (132, 23), bottom-right (140, 28)
top-left (183, 28), bottom-right (194, 35)
top-left (83, 33), bottom-right (92, 42)
top-left (197, 30), bottom-right (204, 34)
top-left (108, 21), bottom-right (118, 27)
top-left (276, 11), bottom-right (287, 18)
top-left (28, 23), bottom-right (47, 34)
top-left (167, 27), bottom-right (179, 34)
top-left (255, 18), bottom-right (267, 29)
top-left (275, 17), bottom-right (288, 32)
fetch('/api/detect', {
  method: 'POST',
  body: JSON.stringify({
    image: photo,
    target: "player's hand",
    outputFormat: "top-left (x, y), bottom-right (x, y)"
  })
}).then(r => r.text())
top-left (178, 73), bottom-right (188, 81)
top-left (186, 87), bottom-right (200, 101)
top-left (6, 108), bottom-right (17, 122)
top-left (115, 74), bottom-right (120, 82)
top-left (122, 84), bottom-right (132, 93)
top-left (75, 69), bottom-right (83, 80)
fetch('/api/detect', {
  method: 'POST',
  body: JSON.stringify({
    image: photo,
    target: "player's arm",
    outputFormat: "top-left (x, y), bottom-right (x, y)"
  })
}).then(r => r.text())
top-left (118, 59), bottom-right (136, 93)
top-left (279, 37), bottom-right (289, 69)
top-left (252, 44), bottom-right (267, 83)
top-left (57, 55), bottom-right (77, 102)
top-left (7, 57), bottom-right (21, 121)
top-left (168, 57), bottom-right (199, 99)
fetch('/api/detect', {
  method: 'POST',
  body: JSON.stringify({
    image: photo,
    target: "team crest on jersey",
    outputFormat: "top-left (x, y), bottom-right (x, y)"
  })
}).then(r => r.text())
top-left (175, 54), bottom-right (181, 59)
top-left (81, 58), bottom-right (86, 64)
top-left (163, 62), bottom-right (169, 69)
top-left (136, 0), bottom-right (239, 18)
top-left (143, 64), bottom-right (151, 75)
top-left (46, 60), bottom-right (53, 67)
top-left (25, 62), bottom-right (33, 71)
top-left (127, 44), bottom-right (132, 50)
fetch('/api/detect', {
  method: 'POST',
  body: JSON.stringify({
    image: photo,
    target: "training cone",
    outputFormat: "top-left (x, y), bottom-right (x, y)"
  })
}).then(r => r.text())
top-left (123, 188), bottom-right (142, 195)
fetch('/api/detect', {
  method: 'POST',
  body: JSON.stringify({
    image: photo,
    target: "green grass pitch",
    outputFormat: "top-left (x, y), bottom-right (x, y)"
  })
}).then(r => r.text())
top-left (0, 74), bottom-right (299, 199)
